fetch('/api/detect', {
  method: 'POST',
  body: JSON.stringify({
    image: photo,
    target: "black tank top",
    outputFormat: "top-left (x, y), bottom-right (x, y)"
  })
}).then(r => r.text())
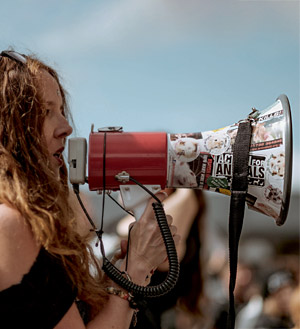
top-left (0, 248), bottom-right (77, 329)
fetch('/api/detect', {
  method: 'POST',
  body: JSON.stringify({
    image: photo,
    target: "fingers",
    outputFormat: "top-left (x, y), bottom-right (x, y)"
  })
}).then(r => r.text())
top-left (111, 240), bottom-right (128, 264)
top-left (128, 222), bottom-right (135, 231)
top-left (153, 191), bottom-right (169, 203)
top-left (139, 192), bottom-right (168, 221)
top-left (135, 207), bottom-right (175, 239)
top-left (120, 239), bottom-right (128, 255)
top-left (172, 233), bottom-right (181, 246)
top-left (166, 214), bottom-right (173, 226)
top-left (169, 223), bottom-right (177, 237)
top-left (131, 207), bottom-right (175, 237)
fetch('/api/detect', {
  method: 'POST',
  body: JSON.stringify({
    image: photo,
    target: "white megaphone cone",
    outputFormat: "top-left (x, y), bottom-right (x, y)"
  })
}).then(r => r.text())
top-left (166, 94), bottom-right (292, 225)
top-left (69, 94), bottom-right (292, 225)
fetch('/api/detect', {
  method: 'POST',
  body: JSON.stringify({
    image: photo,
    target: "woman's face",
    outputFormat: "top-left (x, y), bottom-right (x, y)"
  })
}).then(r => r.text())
top-left (38, 70), bottom-right (73, 177)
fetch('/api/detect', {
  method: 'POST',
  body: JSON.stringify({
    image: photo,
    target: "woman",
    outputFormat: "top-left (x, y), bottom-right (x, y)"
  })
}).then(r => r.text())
top-left (0, 50), bottom-right (179, 329)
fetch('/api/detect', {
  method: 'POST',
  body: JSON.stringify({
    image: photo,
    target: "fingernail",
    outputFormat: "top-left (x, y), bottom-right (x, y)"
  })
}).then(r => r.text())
top-left (156, 191), bottom-right (168, 198)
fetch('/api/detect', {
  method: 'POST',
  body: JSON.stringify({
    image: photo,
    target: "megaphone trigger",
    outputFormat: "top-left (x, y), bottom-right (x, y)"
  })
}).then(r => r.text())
top-left (119, 184), bottom-right (162, 220)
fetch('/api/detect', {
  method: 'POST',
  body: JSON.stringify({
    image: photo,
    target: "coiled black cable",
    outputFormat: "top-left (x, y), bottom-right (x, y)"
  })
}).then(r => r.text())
top-left (102, 201), bottom-right (180, 298)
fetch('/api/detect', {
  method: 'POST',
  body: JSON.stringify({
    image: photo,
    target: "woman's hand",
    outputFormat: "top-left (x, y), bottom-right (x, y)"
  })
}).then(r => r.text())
top-left (118, 192), bottom-right (180, 285)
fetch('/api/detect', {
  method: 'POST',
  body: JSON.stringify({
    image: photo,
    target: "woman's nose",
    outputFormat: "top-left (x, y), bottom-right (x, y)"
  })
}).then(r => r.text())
top-left (54, 116), bottom-right (73, 139)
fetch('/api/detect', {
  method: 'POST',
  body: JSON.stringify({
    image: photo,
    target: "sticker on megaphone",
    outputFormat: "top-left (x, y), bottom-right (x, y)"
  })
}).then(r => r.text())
top-left (167, 95), bottom-right (292, 224)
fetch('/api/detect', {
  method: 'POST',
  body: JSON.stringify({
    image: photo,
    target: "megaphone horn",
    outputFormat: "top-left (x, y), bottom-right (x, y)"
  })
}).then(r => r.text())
top-left (69, 94), bottom-right (292, 226)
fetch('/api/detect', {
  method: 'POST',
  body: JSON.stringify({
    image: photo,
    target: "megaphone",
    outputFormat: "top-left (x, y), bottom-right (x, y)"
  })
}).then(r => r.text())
top-left (69, 94), bottom-right (292, 226)
top-left (68, 94), bottom-right (292, 314)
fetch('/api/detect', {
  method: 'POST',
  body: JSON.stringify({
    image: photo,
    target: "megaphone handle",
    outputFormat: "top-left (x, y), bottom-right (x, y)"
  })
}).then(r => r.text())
top-left (119, 185), bottom-right (162, 220)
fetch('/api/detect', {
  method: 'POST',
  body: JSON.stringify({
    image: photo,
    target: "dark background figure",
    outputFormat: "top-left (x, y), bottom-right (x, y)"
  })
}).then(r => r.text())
top-left (254, 269), bottom-right (297, 329)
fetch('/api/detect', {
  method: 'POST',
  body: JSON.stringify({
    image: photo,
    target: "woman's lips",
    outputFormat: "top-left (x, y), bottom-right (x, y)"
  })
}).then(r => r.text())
top-left (53, 153), bottom-right (63, 166)
top-left (53, 147), bottom-right (64, 166)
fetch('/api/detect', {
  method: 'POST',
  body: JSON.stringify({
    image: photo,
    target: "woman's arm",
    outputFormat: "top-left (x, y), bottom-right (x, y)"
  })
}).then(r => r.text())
top-left (0, 204), bottom-right (40, 291)
top-left (55, 296), bottom-right (135, 329)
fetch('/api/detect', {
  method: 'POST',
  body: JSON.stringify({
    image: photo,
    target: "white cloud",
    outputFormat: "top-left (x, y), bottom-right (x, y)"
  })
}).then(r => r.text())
top-left (36, 0), bottom-right (167, 54)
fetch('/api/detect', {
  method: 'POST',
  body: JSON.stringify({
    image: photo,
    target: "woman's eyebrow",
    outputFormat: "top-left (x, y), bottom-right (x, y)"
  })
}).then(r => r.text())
top-left (45, 100), bottom-right (64, 111)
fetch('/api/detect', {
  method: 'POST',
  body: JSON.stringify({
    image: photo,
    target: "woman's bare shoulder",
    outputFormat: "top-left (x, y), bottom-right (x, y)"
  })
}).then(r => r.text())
top-left (0, 204), bottom-right (37, 241)
top-left (0, 203), bottom-right (40, 290)
top-left (0, 203), bottom-right (26, 231)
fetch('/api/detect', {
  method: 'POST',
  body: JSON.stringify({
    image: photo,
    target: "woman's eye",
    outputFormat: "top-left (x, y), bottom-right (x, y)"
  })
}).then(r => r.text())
top-left (45, 109), bottom-right (51, 116)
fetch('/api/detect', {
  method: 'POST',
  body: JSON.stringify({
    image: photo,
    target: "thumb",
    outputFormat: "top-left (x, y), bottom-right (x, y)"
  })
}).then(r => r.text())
top-left (140, 191), bottom-right (168, 220)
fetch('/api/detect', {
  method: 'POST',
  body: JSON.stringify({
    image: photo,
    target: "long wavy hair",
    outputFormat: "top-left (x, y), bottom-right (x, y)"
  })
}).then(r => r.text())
top-left (0, 51), bottom-right (107, 319)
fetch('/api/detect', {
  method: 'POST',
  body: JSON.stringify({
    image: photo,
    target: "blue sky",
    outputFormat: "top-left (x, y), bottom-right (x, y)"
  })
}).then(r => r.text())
top-left (1, 0), bottom-right (299, 191)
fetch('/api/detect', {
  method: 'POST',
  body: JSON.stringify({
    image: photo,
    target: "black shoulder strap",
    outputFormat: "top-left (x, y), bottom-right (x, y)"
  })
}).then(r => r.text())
top-left (227, 120), bottom-right (252, 329)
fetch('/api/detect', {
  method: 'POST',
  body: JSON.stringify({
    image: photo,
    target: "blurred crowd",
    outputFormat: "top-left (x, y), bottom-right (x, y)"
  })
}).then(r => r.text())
top-left (204, 245), bottom-right (299, 329)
